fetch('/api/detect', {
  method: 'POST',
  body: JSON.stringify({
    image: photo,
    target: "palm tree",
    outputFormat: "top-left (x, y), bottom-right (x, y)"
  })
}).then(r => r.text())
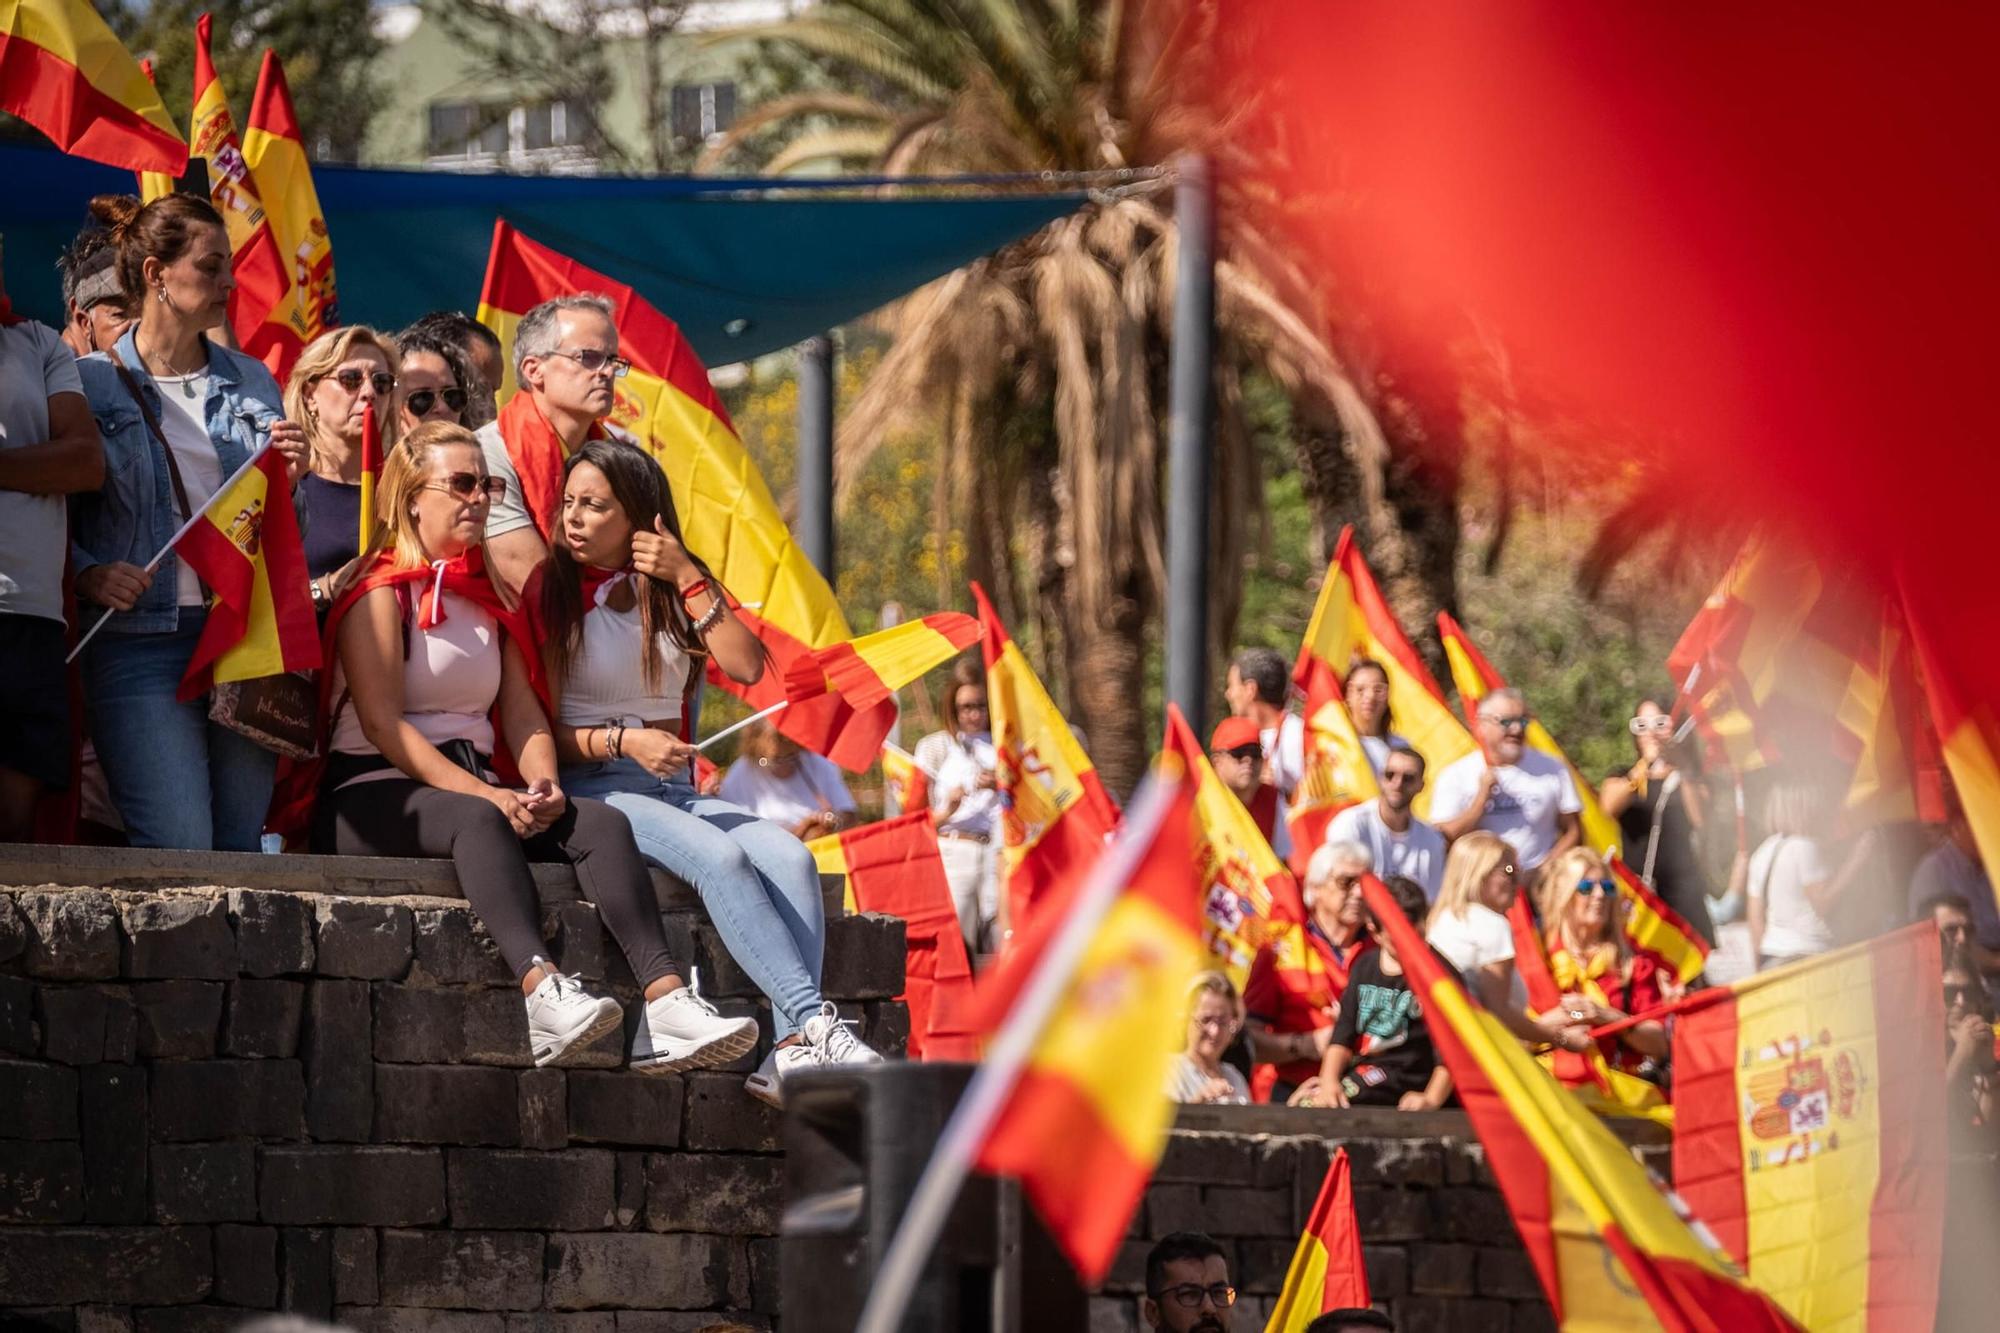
top-left (703, 0), bottom-right (1450, 791)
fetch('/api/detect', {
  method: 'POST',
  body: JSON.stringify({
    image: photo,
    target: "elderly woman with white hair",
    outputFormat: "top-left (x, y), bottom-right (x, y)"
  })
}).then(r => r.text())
top-left (1241, 840), bottom-right (1375, 1103)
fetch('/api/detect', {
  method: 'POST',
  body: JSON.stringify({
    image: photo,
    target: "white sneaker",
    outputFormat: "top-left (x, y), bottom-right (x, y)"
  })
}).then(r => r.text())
top-left (744, 1042), bottom-right (820, 1108)
top-left (803, 1002), bottom-right (883, 1067)
top-left (526, 971), bottom-right (625, 1068)
top-left (629, 970), bottom-right (759, 1074)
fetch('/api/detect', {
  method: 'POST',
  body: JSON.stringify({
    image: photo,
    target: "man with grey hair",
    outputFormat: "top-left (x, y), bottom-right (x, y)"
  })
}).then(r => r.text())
top-left (55, 227), bottom-right (131, 358)
top-left (1427, 687), bottom-right (1581, 872)
top-left (1241, 839), bottom-right (1373, 1103)
top-left (475, 292), bottom-right (631, 595)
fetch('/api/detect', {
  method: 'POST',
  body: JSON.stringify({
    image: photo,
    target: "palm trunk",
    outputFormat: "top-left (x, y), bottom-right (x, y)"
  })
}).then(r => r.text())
top-left (1064, 584), bottom-right (1149, 798)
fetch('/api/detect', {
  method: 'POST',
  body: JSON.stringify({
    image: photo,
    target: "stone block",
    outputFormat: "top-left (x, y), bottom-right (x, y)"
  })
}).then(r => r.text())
top-left (151, 1142), bottom-right (255, 1223)
top-left (447, 1148), bottom-right (617, 1230)
top-left (681, 1071), bottom-right (776, 1152)
top-left (544, 1232), bottom-right (730, 1311)
top-left (749, 1235), bottom-right (781, 1313)
top-left (373, 984), bottom-right (531, 1066)
top-left (1104, 1238), bottom-right (1151, 1292)
top-left (1510, 1300), bottom-right (1559, 1333)
top-left (121, 897), bottom-right (234, 980)
top-left (410, 907), bottom-right (512, 986)
top-left (1428, 1186), bottom-right (1516, 1244)
top-left (131, 982), bottom-right (223, 1059)
top-left (644, 1152), bottom-right (781, 1234)
top-left (131, 1308), bottom-right (251, 1333)
top-left (1234, 1237), bottom-right (1296, 1295)
top-left (519, 1067), bottom-right (568, 1150)
top-left (0, 1057), bottom-right (78, 1138)
top-left (17, 890), bottom-right (122, 979)
top-left (211, 1224), bottom-right (277, 1306)
top-left (1341, 1136), bottom-right (1446, 1189)
top-left (1411, 1242), bottom-right (1478, 1296)
top-left (77, 1308), bottom-right (134, 1333)
top-left (374, 1063), bottom-right (520, 1146)
top-left (332, 1227), bottom-right (378, 1305)
top-left (0, 973), bottom-right (35, 1055)
top-left (547, 902), bottom-right (635, 987)
top-left (1397, 1296), bottom-right (1510, 1333)
top-left (0, 1141), bottom-right (85, 1222)
top-left (1353, 1187), bottom-right (1429, 1242)
top-left (612, 1317), bottom-right (770, 1333)
top-left (507, 1316), bottom-right (617, 1333)
top-left (220, 979), bottom-right (304, 1058)
top-left (258, 1146), bottom-right (446, 1226)
top-left (1158, 1132), bottom-right (1258, 1182)
top-left (0, 1309), bottom-right (76, 1332)
top-left (225, 889), bottom-right (315, 977)
top-left (378, 1228), bottom-right (546, 1309)
top-left (280, 1227), bottom-right (334, 1319)
top-left (313, 899), bottom-right (413, 980)
top-left (81, 1065), bottom-right (148, 1222)
top-left (303, 979), bottom-right (373, 1141)
top-left (613, 1152), bottom-right (646, 1231)
top-left (0, 891), bottom-right (25, 962)
top-left (337, 1311), bottom-right (504, 1333)
top-left (862, 998), bottom-right (909, 1058)
top-left (1476, 1245), bottom-right (1542, 1300)
top-left (1364, 1244), bottom-right (1410, 1299)
top-left (39, 984), bottom-right (136, 1065)
top-left (1088, 1297), bottom-right (1139, 1333)
top-left (1441, 1137), bottom-right (1488, 1186)
top-left (1144, 1183), bottom-right (1204, 1238)
top-left (819, 912), bottom-right (906, 999)
top-left (1201, 1185), bottom-right (1295, 1237)
top-left (150, 1060), bottom-right (305, 1141)
top-left (1253, 1136), bottom-right (1305, 1189)
top-left (0, 1227), bottom-right (211, 1305)
top-left (567, 1071), bottom-right (682, 1148)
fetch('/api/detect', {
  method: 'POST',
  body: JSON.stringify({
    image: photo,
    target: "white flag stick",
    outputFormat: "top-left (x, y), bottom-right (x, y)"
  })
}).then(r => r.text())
top-left (67, 442), bottom-right (275, 664)
top-left (694, 699), bottom-right (792, 751)
top-left (853, 775), bottom-right (1177, 1333)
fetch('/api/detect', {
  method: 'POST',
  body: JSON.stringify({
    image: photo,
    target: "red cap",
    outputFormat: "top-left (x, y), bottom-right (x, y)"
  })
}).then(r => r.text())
top-left (1209, 717), bottom-right (1263, 753)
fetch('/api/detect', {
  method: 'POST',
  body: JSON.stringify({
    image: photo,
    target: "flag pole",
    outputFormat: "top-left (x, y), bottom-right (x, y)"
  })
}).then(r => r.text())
top-left (695, 699), bottom-right (790, 752)
top-left (853, 774), bottom-right (1177, 1333)
top-left (67, 442), bottom-right (274, 663)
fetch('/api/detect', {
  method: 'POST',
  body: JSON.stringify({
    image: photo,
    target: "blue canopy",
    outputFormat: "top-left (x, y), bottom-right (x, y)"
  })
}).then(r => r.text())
top-left (0, 145), bottom-right (1082, 362)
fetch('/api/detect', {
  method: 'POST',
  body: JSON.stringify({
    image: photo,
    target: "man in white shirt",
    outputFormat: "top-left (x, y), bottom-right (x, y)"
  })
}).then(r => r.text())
top-left (1429, 688), bottom-right (1581, 873)
top-left (1224, 646), bottom-right (1304, 802)
top-left (1326, 743), bottom-right (1447, 899)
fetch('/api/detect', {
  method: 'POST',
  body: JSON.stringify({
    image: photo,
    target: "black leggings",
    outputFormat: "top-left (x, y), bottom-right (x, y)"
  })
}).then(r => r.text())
top-left (318, 779), bottom-right (677, 986)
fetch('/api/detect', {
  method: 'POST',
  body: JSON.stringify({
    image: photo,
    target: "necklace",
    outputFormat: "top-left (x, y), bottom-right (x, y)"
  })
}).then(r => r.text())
top-left (141, 338), bottom-right (204, 397)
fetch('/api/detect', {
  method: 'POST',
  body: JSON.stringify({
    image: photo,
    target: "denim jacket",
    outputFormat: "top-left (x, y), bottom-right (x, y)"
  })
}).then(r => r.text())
top-left (70, 327), bottom-right (285, 634)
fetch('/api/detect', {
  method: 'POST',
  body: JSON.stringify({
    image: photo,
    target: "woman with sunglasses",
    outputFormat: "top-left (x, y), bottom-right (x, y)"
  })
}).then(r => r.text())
top-left (285, 326), bottom-right (400, 617)
top-left (1536, 847), bottom-right (1669, 1072)
top-left (1427, 831), bottom-right (1593, 1052)
top-left (394, 323), bottom-right (476, 433)
top-left (1599, 697), bottom-right (1717, 945)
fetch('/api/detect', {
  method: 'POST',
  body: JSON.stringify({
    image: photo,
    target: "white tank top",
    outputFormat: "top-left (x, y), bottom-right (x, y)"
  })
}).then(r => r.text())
top-left (330, 591), bottom-right (500, 758)
top-left (558, 599), bottom-right (692, 727)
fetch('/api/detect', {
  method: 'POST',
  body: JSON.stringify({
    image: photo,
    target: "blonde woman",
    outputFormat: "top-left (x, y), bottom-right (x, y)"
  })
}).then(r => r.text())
top-left (1168, 972), bottom-right (1251, 1104)
top-left (283, 325), bottom-right (401, 612)
top-left (312, 421), bottom-right (754, 1074)
top-left (1427, 831), bottom-right (1591, 1051)
top-left (1744, 777), bottom-right (1879, 970)
top-left (1537, 847), bottom-right (1668, 1069)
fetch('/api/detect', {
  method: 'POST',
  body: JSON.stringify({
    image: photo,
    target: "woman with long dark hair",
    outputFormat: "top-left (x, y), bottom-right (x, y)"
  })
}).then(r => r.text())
top-left (540, 439), bottom-right (882, 1107)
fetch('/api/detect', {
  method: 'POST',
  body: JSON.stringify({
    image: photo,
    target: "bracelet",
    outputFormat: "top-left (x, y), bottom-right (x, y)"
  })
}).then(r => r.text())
top-left (690, 597), bottom-right (726, 635)
top-left (678, 577), bottom-right (717, 606)
top-left (607, 722), bottom-right (625, 760)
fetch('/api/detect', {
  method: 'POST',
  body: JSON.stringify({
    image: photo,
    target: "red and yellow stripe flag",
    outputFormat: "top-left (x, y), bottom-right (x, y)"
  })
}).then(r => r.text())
top-left (1265, 1148), bottom-right (1370, 1330)
top-left (0, 0), bottom-right (187, 172)
top-left (808, 812), bottom-right (977, 1061)
top-left (1608, 857), bottom-right (1709, 989)
top-left (356, 401), bottom-right (383, 556)
top-left (190, 13), bottom-right (301, 377)
top-left (1285, 679), bottom-right (1379, 879)
top-left (782, 613), bottom-right (978, 711)
top-left (881, 741), bottom-right (930, 816)
top-left (135, 58), bottom-right (177, 201)
top-left (243, 48), bottom-right (337, 346)
top-left (971, 759), bottom-right (1202, 1282)
top-left (1903, 584), bottom-right (2000, 916)
top-left (1162, 701), bottom-right (1304, 989)
top-left (972, 582), bottom-right (1121, 938)
top-left (1672, 923), bottom-right (1947, 1331)
top-left (174, 446), bottom-right (319, 698)
top-left (1360, 870), bottom-right (1803, 1331)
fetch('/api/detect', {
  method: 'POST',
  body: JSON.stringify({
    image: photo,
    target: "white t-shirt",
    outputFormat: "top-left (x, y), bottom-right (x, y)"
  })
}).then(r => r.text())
top-left (1426, 902), bottom-right (1516, 973)
top-left (0, 321), bottom-right (82, 622)
top-left (931, 732), bottom-right (1001, 836)
top-left (719, 751), bottom-right (857, 827)
top-left (1428, 748), bottom-right (1581, 871)
top-left (557, 593), bottom-right (691, 727)
top-left (1327, 800), bottom-right (1448, 900)
top-left (1746, 834), bottom-right (1834, 961)
top-left (154, 373), bottom-right (223, 606)
top-left (329, 592), bottom-right (501, 766)
top-left (1260, 712), bottom-right (1305, 800)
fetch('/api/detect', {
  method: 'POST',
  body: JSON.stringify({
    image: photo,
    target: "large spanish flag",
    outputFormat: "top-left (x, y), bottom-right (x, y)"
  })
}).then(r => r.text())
top-left (135, 58), bottom-right (177, 201)
top-left (781, 613), bottom-right (978, 711)
top-left (1361, 870), bottom-right (1802, 1330)
top-left (971, 760), bottom-right (1202, 1281)
top-left (243, 48), bottom-right (337, 346)
top-left (971, 582), bottom-right (1121, 938)
top-left (0, 0), bottom-right (187, 173)
top-left (1672, 923), bottom-right (1947, 1331)
top-left (190, 13), bottom-right (300, 376)
top-left (174, 445), bottom-right (320, 698)
top-left (1265, 1149), bottom-right (1370, 1331)
top-left (1162, 702), bottom-right (1304, 989)
top-left (808, 812), bottom-right (977, 1061)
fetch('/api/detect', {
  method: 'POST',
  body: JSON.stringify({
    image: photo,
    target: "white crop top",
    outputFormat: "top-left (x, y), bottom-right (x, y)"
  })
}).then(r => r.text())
top-left (558, 598), bottom-right (692, 727)
top-left (329, 591), bottom-right (501, 758)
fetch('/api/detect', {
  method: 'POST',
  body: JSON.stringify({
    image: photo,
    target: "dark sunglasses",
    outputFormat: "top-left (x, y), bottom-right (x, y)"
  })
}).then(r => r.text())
top-left (325, 368), bottom-right (396, 396)
top-left (1380, 769), bottom-right (1422, 785)
top-left (423, 472), bottom-right (506, 501)
top-left (1574, 878), bottom-right (1617, 897)
top-left (1944, 983), bottom-right (1989, 1011)
top-left (405, 386), bottom-right (469, 418)
top-left (1212, 745), bottom-right (1262, 763)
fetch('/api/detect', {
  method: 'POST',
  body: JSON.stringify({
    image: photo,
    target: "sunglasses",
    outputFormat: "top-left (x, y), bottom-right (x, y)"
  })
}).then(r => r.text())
top-left (1487, 715), bottom-right (1530, 732)
top-left (548, 347), bottom-right (632, 377)
top-left (405, 386), bottom-right (469, 418)
top-left (1574, 878), bottom-right (1617, 897)
top-left (1380, 769), bottom-right (1421, 785)
top-left (1212, 746), bottom-right (1262, 763)
top-left (1629, 715), bottom-right (1675, 735)
top-left (423, 472), bottom-right (506, 501)
top-left (324, 368), bottom-right (396, 396)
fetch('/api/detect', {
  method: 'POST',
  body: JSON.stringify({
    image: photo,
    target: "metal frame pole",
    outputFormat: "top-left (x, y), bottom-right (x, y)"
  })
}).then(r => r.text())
top-left (797, 333), bottom-right (837, 579)
top-left (1165, 154), bottom-right (1217, 738)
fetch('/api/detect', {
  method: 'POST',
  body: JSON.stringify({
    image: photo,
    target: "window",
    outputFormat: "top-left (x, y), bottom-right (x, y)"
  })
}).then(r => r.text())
top-left (428, 97), bottom-right (589, 163)
top-left (427, 101), bottom-right (508, 158)
top-left (671, 81), bottom-right (737, 143)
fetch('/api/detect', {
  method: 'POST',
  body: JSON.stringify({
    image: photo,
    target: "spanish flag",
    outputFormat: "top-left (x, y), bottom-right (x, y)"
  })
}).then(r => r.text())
top-left (1265, 1149), bottom-right (1370, 1330)
top-left (807, 812), bottom-right (977, 1061)
top-left (782, 613), bottom-right (978, 711)
top-left (174, 445), bottom-right (319, 698)
top-left (971, 760), bottom-right (1202, 1282)
top-left (1904, 584), bottom-right (2000, 918)
top-left (1360, 871), bottom-right (1803, 1330)
top-left (1292, 526), bottom-right (1476, 822)
top-left (1285, 679), bottom-right (1380, 879)
top-left (355, 402), bottom-right (382, 558)
top-left (135, 59), bottom-right (177, 201)
top-left (1162, 702), bottom-right (1303, 989)
top-left (971, 582), bottom-right (1120, 938)
top-left (243, 48), bottom-right (337, 346)
top-left (1437, 610), bottom-right (1623, 857)
top-left (1671, 922), bottom-right (1947, 1331)
top-left (881, 741), bottom-right (930, 816)
top-left (190, 13), bottom-right (301, 377)
top-left (1608, 857), bottom-right (1709, 989)
top-left (0, 0), bottom-right (187, 173)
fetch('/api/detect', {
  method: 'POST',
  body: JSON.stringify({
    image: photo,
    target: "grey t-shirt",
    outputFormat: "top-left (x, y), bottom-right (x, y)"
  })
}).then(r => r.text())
top-left (474, 419), bottom-right (535, 540)
top-left (0, 322), bottom-right (84, 622)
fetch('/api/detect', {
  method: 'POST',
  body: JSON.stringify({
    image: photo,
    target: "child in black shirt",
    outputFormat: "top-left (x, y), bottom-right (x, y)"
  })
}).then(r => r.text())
top-left (1321, 875), bottom-right (1455, 1110)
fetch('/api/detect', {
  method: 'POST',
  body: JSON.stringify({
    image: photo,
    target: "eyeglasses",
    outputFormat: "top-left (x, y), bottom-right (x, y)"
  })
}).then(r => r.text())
top-left (1574, 878), bottom-right (1617, 897)
top-left (956, 700), bottom-right (989, 713)
top-left (548, 347), bottom-right (631, 377)
top-left (1213, 746), bottom-right (1262, 763)
top-left (1152, 1284), bottom-right (1237, 1311)
top-left (324, 368), bottom-right (397, 396)
top-left (1944, 984), bottom-right (1979, 1007)
top-left (1380, 769), bottom-right (1421, 785)
top-left (422, 472), bottom-right (506, 501)
top-left (1628, 715), bottom-right (1675, 735)
top-left (405, 386), bottom-right (469, 418)
top-left (1487, 715), bottom-right (1530, 733)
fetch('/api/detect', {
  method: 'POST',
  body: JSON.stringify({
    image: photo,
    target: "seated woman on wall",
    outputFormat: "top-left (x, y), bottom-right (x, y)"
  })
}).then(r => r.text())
top-left (719, 718), bottom-right (859, 841)
top-left (1536, 846), bottom-right (1668, 1073)
top-left (314, 421), bottom-right (755, 1073)
top-left (537, 440), bottom-right (880, 1107)
top-left (1169, 971), bottom-right (1252, 1105)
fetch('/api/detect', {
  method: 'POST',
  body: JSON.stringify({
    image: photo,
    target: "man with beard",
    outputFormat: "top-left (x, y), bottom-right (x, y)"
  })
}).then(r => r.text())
top-left (1427, 687), bottom-right (1581, 875)
top-left (1141, 1232), bottom-right (1237, 1332)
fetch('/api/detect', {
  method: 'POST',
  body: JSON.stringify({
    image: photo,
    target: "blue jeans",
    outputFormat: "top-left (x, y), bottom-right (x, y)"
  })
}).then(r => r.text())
top-left (562, 757), bottom-right (826, 1038)
top-left (83, 608), bottom-right (278, 851)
